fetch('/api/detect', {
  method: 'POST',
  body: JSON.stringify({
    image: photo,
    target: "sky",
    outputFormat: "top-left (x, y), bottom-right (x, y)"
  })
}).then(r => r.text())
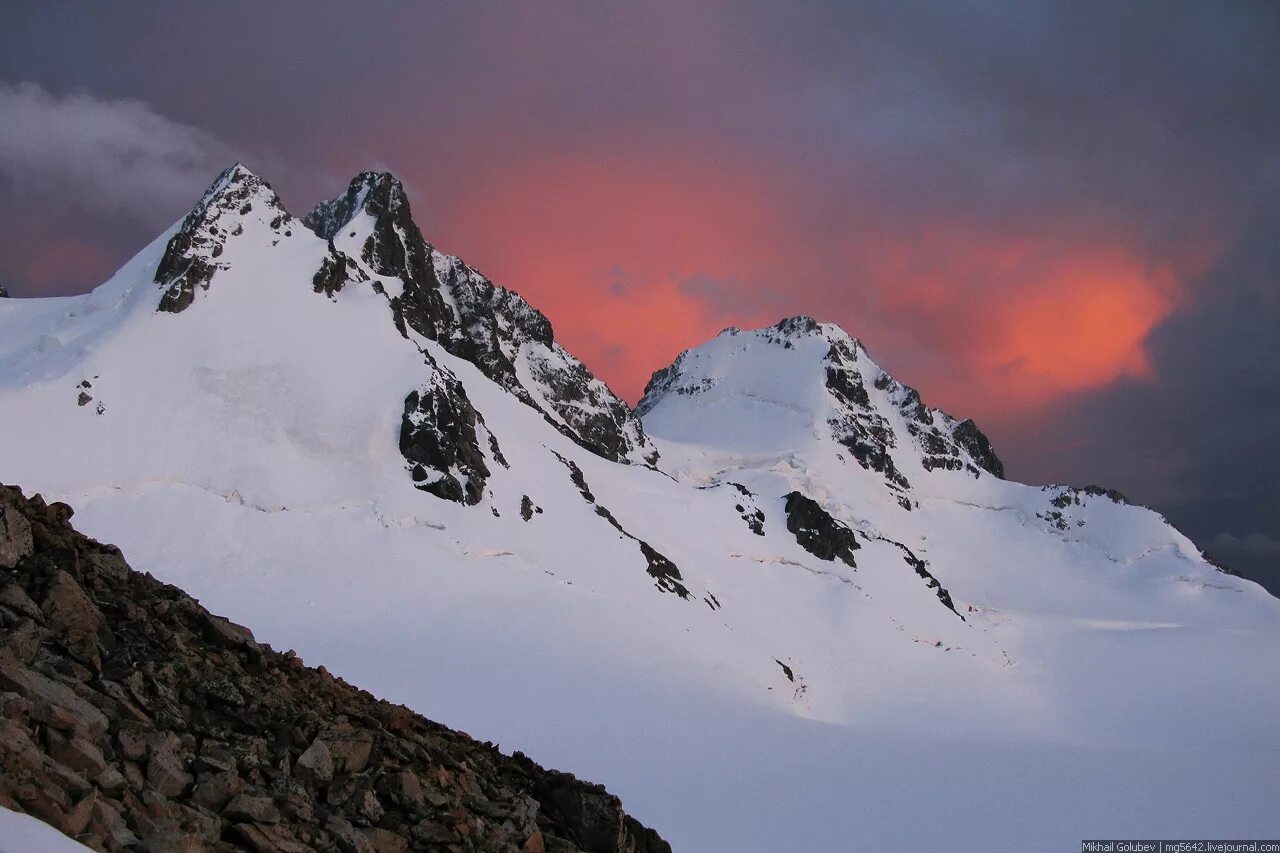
top-left (1, 1), bottom-right (1277, 591)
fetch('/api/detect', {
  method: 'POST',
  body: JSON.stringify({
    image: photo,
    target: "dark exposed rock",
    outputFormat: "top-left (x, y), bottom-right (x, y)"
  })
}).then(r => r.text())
top-left (536, 768), bottom-right (670, 853)
top-left (155, 164), bottom-right (288, 314)
top-left (951, 419), bottom-right (1005, 479)
top-left (724, 485), bottom-right (766, 536)
top-left (398, 364), bottom-right (491, 506)
top-left (0, 483), bottom-right (669, 852)
top-left (305, 171), bottom-right (654, 465)
top-left (0, 285), bottom-right (9, 298)
top-left (312, 245), bottom-right (367, 298)
top-left (822, 347), bottom-right (913, 493)
top-left (1045, 484), bottom-right (1130, 513)
top-left (1080, 484), bottom-right (1129, 505)
top-left (782, 492), bottom-right (860, 568)
top-left (552, 454), bottom-right (696, 602)
top-left (871, 536), bottom-right (963, 619)
top-left (770, 315), bottom-right (821, 337)
top-left (824, 365), bottom-right (870, 410)
top-left (435, 251), bottom-right (651, 464)
top-left (636, 541), bottom-right (691, 601)
top-left (1, 502), bottom-right (34, 569)
top-left (520, 495), bottom-right (541, 522)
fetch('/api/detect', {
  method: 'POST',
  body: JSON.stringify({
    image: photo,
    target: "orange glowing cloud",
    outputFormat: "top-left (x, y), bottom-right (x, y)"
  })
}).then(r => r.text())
top-left (423, 137), bottom-right (1213, 423)
top-left (984, 251), bottom-right (1181, 396)
top-left (853, 229), bottom-right (1204, 416)
top-left (430, 140), bottom-right (809, 401)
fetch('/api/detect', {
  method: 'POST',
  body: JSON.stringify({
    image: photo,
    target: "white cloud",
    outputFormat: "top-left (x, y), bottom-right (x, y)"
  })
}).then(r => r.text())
top-left (0, 82), bottom-right (237, 224)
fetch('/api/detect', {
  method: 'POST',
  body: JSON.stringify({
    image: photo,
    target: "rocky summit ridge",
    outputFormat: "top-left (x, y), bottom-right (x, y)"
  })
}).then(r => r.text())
top-left (0, 484), bottom-right (670, 853)
top-left (152, 165), bottom-right (654, 477)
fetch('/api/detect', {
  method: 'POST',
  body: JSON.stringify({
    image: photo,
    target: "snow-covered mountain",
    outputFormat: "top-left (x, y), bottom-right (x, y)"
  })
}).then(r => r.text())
top-left (2, 165), bottom-right (1277, 851)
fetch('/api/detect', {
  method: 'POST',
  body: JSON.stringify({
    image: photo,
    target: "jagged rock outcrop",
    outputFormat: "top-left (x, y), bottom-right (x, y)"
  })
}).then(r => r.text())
top-left (950, 419), bottom-right (1004, 479)
top-left (639, 317), bottom-right (1006, 497)
top-left (312, 246), bottom-right (367, 298)
top-left (155, 165), bottom-right (292, 314)
top-left (551, 454), bottom-right (698, 604)
top-left (0, 484), bottom-right (670, 852)
top-left (399, 365), bottom-right (493, 506)
top-left (304, 172), bottom-right (656, 466)
top-left (782, 492), bottom-right (861, 568)
top-left (0, 285), bottom-right (10, 298)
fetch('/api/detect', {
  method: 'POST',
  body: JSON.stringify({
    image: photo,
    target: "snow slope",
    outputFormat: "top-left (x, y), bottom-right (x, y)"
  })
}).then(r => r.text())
top-left (0, 806), bottom-right (94, 853)
top-left (1, 165), bottom-right (1277, 851)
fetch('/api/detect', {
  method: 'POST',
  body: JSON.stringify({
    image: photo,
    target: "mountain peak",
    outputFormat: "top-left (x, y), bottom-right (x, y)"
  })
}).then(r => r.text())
top-left (639, 318), bottom-right (1004, 489)
top-left (194, 162), bottom-right (280, 217)
top-left (303, 170), bottom-right (410, 241)
top-left (154, 163), bottom-right (291, 313)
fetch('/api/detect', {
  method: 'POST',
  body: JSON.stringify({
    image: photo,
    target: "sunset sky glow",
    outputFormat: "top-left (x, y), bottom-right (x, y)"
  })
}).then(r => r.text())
top-left (2, 1), bottom-right (1277, 588)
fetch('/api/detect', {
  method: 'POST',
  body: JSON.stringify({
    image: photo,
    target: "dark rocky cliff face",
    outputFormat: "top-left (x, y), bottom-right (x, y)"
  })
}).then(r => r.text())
top-left (304, 172), bottom-right (655, 467)
top-left (0, 484), bottom-right (670, 853)
top-left (155, 165), bottom-right (291, 315)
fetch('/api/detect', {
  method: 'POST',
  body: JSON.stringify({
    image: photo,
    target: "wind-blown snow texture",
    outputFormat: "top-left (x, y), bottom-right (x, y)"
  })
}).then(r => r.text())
top-left (2, 165), bottom-right (1277, 851)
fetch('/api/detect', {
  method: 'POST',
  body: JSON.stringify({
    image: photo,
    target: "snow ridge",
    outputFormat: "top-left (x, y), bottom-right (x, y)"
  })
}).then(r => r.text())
top-left (154, 163), bottom-right (292, 313)
top-left (304, 171), bottom-right (656, 465)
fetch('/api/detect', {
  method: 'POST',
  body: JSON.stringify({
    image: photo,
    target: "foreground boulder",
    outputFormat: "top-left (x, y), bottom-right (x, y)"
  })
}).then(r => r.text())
top-left (0, 484), bottom-right (670, 852)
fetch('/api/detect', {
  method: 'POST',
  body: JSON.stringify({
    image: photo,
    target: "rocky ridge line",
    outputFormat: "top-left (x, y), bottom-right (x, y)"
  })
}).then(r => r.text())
top-left (0, 484), bottom-right (670, 853)
top-left (304, 172), bottom-right (655, 466)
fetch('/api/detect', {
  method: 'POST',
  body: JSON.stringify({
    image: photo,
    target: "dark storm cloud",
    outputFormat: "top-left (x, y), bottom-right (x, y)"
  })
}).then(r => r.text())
top-left (0, 1), bottom-right (1276, 589)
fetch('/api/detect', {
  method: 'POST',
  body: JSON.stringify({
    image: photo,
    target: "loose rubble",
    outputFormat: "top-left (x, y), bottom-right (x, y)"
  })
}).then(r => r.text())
top-left (0, 484), bottom-right (669, 852)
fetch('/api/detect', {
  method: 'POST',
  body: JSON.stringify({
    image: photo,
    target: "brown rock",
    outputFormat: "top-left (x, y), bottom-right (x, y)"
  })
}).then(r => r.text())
top-left (33, 699), bottom-right (80, 731)
top-left (51, 733), bottom-right (108, 777)
top-left (522, 827), bottom-right (546, 853)
top-left (327, 814), bottom-right (376, 853)
top-left (42, 570), bottom-right (104, 668)
top-left (319, 723), bottom-right (374, 773)
top-left (191, 769), bottom-right (244, 811)
top-left (201, 613), bottom-right (259, 652)
top-left (193, 739), bottom-right (237, 775)
top-left (232, 822), bottom-right (314, 853)
top-left (354, 786), bottom-right (384, 824)
top-left (146, 736), bottom-right (193, 797)
top-left (364, 827), bottom-right (410, 853)
top-left (95, 765), bottom-right (128, 796)
top-left (0, 657), bottom-right (108, 736)
top-left (392, 768), bottom-right (424, 809)
top-left (0, 717), bottom-right (90, 797)
top-left (0, 581), bottom-right (41, 620)
top-left (61, 788), bottom-right (100, 837)
top-left (123, 760), bottom-right (145, 792)
top-left (117, 727), bottom-right (147, 761)
top-left (89, 796), bottom-right (140, 849)
top-left (294, 736), bottom-right (334, 783)
top-left (0, 484), bottom-right (671, 853)
top-left (14, 780), bottom-right (69, 827)
top-left (1, 619), bottom-right (41, 665)
top-left (0, 503), bottom-right (34, 569)
top-left (224, 793), bottom-right (281, 824)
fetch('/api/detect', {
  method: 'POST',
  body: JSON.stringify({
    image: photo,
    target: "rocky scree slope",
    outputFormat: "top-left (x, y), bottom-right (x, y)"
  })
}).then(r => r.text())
top-left (0, 484), bottom-right (669, 853)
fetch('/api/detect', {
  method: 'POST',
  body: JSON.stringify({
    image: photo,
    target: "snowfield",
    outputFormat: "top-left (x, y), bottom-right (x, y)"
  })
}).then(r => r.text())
top-left (1, 165), bottom-right (1277, 851)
